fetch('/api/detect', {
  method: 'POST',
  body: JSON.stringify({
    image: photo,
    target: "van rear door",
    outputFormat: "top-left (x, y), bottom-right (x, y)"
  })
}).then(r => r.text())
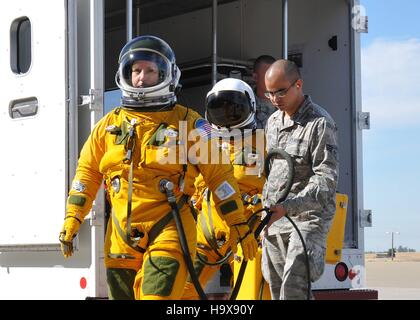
top-left (0, 0), bottom-right (69, 249)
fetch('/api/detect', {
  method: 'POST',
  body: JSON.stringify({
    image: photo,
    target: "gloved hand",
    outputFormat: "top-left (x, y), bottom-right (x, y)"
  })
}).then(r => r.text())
top-left (228, 223), bottom-right (258, 261)
top-left (213, 227), bottom-right (227, 241)
top-left (59, 216), bottom-right (81, 258)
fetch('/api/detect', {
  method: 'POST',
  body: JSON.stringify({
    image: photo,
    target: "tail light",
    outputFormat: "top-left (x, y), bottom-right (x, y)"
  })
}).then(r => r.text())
top-left (334, 262), bottom-right (349, 282)
top-left (80, 277), bottom-right (87, 289)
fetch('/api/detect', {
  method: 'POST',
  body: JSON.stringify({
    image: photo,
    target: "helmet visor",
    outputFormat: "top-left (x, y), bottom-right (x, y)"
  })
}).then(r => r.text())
top-left (121, 50), bottom-right (170, 89)
top-left (206, 90), bottom-right (252, 128)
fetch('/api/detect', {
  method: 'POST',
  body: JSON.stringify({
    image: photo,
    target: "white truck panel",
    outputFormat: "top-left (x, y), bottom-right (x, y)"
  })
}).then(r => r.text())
top-left (0, 0), bottom-right (67, 246)
top-left (0, 266), bottom-right (90, 299)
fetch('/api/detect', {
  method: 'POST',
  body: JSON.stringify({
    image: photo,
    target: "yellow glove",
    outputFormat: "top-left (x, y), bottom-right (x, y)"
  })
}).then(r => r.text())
top-left (59, 216), bottom-right (81, 258)
top-left (228, 223), bottom-right (258, 261)
top-left (214, 227), bottom-right (227, 241)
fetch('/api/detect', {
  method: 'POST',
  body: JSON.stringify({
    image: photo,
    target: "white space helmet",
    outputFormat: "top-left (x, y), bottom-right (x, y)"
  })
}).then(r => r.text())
top-left (115, 35), bottom-right (181, 108)
top-left (205, 78), bottom-right (256, 130)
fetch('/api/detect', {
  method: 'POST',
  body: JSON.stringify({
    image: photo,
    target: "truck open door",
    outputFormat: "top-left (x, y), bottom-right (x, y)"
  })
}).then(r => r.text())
top-left (0, 0), bottom-right (107, 299)
top-left (0, 0), bottom-right (69, 251)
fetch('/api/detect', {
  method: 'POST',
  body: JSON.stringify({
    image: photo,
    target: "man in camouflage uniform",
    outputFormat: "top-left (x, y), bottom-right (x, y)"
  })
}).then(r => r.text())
top-left (252, 55), bottom-right (277, 130)
top-left (261, 59), bottom-right (339, 300)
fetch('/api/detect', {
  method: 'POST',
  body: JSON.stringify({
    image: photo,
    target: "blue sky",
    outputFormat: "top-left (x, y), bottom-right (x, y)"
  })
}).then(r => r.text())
top-left (361, 0), bottom-right (420, 251)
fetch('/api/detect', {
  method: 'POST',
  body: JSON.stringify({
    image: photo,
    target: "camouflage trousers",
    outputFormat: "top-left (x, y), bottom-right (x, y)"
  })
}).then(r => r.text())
top-left (261, 227), bottom-right (326, 300)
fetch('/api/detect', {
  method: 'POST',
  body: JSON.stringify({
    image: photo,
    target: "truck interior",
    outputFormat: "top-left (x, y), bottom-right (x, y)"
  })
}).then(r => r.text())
top-left (103, 0), bottom-right (358, 250)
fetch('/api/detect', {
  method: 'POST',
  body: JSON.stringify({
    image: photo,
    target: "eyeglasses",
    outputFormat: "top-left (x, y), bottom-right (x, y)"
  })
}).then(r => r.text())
top-left (264, 79), bottom-right (298, 99)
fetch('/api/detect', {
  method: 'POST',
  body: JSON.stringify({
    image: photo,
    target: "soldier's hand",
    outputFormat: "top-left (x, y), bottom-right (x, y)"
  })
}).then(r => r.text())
top-left (267, 204), bottom-right (287, 229)
top-left (59, 216), bottom-right (81, 258)
top-left (229, 223), bottom-right (258, 261)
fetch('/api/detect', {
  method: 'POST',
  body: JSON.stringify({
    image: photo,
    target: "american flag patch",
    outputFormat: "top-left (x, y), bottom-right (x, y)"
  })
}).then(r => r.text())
top-left (194, 118), bottom-right (216, 141)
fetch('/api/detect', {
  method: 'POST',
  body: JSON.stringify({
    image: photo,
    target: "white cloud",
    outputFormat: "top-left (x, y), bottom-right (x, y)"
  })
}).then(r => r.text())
top-left (362, 38), bottom-right (420, 128)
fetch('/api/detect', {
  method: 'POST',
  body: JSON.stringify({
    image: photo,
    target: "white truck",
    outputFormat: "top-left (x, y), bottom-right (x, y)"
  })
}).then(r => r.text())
top-left (0, 0), bottom-right (375, 299)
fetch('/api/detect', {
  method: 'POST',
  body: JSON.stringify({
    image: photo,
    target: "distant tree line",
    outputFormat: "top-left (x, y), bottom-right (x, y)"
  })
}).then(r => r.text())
top-left (396, 245), bottom-right (416, 252)
top-left (366, 246), bottom-right (416, 255)
top-left (387, 246), bottom-right (416, 257)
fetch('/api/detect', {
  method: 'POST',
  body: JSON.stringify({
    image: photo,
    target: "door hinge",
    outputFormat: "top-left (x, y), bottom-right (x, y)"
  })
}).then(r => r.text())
top-left (355, 15), bottom-right (368, 33)
top-left (358, 112), bottom-right (370, 130)
top-left (78, 89), bottom-right (102, 111)
top-left (351, 5), bottom-right (368, 33)
top-left (89, 209), bottom-right (105, 227)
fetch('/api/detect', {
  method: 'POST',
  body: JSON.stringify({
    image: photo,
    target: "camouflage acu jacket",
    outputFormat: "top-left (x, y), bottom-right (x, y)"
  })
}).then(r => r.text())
top-left (262, 95), bottom-right (339, 233)
top-left (255, 96), bottom-right (276, 130)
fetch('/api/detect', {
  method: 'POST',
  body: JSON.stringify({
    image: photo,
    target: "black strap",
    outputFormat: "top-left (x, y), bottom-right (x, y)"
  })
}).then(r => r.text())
top-left (111, 207), bottom-right (145, 253)
top-left (147, 194), bottom-right (189, 245)
top-left (124, 121), bottom-right (137, 248)
top-left (126, 160), bottom-right (135, 247)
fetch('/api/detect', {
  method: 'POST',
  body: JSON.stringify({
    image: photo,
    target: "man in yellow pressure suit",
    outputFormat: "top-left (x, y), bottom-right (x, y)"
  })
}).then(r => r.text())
top-left (182, 78), bottom-right (265, 299)
top-left (58, 35), bottom-right (257, 300)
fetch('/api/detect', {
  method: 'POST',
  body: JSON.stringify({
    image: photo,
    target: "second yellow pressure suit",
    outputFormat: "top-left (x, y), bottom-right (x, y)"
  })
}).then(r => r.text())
top-left (182, 131), bottom-right (266, 299)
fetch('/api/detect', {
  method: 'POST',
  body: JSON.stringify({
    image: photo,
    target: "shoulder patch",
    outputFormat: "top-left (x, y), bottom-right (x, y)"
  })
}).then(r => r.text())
top-left (214, 181), bottom-right (236, 201)
top-left (194, 118), bottom-right (217, 141)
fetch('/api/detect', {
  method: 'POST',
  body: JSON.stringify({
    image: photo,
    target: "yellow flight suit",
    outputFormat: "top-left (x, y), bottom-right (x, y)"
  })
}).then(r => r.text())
top-left (182, 131), bottom-right (266, 299)
top-left (64, 104), bottom-right (251, 299)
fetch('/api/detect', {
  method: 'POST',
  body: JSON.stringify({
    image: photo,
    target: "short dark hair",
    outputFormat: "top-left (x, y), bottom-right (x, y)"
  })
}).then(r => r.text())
top-left (283, 60), bottom-right (301, 82)
top-left (253, 55), bottom-right (276, 72)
